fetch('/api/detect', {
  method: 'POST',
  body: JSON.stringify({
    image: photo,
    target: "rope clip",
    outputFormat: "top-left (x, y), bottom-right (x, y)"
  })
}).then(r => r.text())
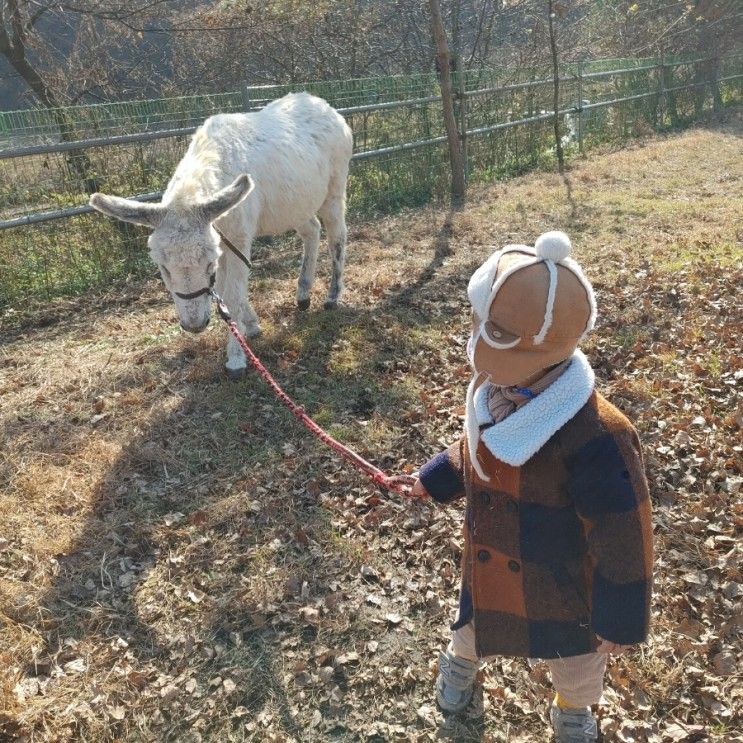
top-left (211, 291), bottom-right (232, 321)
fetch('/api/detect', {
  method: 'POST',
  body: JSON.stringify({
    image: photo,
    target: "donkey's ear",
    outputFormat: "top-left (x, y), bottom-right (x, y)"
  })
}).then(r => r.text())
top-left (200, 174), bottom-right (255, 223)
top-left (89, 193), bottom-right (166, 229)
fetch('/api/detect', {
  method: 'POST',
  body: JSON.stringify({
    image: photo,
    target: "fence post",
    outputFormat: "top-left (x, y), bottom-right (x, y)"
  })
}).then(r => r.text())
top-left (241, 83), bottom-right (252, 112)
top-left (711, 56), bottom-right (723, 113)
top-left (456, 55), bottom-right (469, 183)
top-left (656, 56), bottom-right (666, 130)
top-left (577, 59), bottom-right (584, 153)
top-left (694, 58), bottom-right (705, 117)
top-left (663, 58), bottom-right (680, 127)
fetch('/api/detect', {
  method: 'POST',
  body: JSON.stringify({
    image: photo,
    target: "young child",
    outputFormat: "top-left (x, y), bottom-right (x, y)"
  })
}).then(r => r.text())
top-left (411, 231), bottom-right (653, 743)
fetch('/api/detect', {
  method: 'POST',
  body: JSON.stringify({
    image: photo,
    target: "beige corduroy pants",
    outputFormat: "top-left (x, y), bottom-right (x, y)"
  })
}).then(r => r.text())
top-left (449, 621), bottom-right (607, 707)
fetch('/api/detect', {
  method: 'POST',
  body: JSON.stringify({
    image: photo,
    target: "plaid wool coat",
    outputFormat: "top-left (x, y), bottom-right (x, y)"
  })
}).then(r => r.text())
top-left (419, 352), bottom-right (653, 660)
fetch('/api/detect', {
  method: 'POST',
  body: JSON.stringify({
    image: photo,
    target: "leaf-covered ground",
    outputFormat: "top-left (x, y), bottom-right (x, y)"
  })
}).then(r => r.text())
top-left (1, 113), bottom-right (741, 742)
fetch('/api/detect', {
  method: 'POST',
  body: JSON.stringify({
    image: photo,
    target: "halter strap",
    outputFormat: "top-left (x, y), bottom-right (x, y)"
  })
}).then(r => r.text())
top-left (173, 227), bottom-right (251, 300)
top-left (174, 272), bottom-right (215, 300)
top-left (216, 228), bottom-right (252, 270)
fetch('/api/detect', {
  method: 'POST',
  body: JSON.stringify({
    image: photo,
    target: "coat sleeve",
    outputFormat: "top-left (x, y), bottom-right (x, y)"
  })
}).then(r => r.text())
top-left (567, 426), bottom-right (654, 646)
top-left (418, 437), bottom-right (466, 504)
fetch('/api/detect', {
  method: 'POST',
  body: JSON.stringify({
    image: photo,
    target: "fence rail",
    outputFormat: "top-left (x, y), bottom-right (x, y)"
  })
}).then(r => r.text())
top-left (1, 53), bottom-right (741, 309)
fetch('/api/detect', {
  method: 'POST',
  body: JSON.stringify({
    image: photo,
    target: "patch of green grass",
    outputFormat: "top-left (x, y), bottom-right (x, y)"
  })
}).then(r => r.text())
top-left (705, 350), bottom-right (722, 378)
top-left (140, 330), bottom-right (179, 346)
top-left (327, 526), bottom-right (365, 563)
top-left (613, 326), bottom-right (643, 349)
top-left (655, 238), bottom-right (743, 272)
top-left (326, 421), bottom-right (356, 442)
top-left (653, 351), bottom-right (679, 372)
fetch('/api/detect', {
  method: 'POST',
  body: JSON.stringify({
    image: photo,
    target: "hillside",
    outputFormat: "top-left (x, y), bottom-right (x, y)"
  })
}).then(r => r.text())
top-left (1, 114), bottom-right (741, 742)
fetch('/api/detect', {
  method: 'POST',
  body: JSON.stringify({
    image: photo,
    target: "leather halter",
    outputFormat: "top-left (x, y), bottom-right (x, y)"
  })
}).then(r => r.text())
top-left (217, 228), bottom-right (252, 271)
top-left (174, 272), bottom-right (215, 300)
top-left (173, 227), bottom-right (252, 300)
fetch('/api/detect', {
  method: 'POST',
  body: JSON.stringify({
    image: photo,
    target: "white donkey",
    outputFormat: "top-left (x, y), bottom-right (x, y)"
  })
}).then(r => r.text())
top-left (90, 93), bottom-right (353, 378)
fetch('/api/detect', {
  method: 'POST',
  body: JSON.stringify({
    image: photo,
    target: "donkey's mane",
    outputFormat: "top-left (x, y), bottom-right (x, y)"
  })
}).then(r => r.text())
top-left (164, 127), bottom-right (223, 209)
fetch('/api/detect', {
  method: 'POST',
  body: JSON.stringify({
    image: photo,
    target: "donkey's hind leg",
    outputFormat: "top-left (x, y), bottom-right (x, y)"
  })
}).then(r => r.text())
top-left (296, 216), bottom-right (322, 311)
top-left (318, 193), bottom-right (347, 309)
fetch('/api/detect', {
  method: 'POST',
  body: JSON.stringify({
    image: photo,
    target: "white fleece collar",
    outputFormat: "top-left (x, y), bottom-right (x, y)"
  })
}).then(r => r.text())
top-left (473, 350), bottom-right (595, 466)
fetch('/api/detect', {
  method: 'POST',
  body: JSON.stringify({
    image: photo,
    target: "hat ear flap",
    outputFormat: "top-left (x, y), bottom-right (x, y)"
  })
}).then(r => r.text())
top-left (465, 372), bottom-right (490, 481)
top-left (467, 252), bottom-right (501, 317)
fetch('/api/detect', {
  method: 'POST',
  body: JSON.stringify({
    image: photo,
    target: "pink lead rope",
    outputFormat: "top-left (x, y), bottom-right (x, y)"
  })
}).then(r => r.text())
top-left (213, 293), bottom-right (417, 497)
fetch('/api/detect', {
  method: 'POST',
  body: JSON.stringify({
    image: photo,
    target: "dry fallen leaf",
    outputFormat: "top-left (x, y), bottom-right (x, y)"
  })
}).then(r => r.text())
top-left (711, 650), bottom-right (736, 677)
top-left (63, 658), bottom-right (86, 674)
top-left (186, 588), bottom-right (206, 604)
top-left (662, 722), bottom-right (706, 742)
top-left (222, 678), bottom-right (236, 694)
top-left (160, 685), bottom-right (178, 702)
top-left (298, 606), bottom-right (320, 623)
top-left (107, 705), bottom-right (126, 721)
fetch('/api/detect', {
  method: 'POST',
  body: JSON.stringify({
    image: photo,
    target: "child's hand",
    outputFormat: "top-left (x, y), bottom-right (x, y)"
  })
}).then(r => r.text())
top-left (410, 478), bottom-right (430, 500)
top-left (595, 635), bottom-right (631, 654)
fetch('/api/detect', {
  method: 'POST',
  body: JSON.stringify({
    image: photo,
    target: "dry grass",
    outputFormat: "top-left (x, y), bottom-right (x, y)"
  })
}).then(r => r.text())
top-left (1, 112), bottom-right (742, 742)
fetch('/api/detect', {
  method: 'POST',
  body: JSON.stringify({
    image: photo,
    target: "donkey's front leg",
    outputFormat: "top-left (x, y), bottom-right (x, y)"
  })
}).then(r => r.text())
top-left (216, 237), bottom-right (260, 380)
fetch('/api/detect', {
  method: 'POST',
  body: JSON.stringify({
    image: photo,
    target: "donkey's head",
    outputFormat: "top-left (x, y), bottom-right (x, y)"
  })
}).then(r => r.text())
top-left (89, 175), bottom-right (254, 333)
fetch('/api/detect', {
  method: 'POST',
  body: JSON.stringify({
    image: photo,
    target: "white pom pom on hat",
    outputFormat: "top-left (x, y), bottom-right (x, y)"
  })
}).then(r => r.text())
top-left (535, 230), bottom-right (572, 262)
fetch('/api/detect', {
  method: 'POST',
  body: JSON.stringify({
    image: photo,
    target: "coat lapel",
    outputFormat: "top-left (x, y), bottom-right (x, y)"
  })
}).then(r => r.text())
top-left (475, 350), bottom-right (595, 467)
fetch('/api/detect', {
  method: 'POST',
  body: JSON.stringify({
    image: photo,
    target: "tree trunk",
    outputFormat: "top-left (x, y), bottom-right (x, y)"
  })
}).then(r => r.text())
top-left (0, 20), bottom-right (101, 194)
top-left (547, 0), bottom-right (565, 172)
top-left (428, 0), bottom-right (466, 205)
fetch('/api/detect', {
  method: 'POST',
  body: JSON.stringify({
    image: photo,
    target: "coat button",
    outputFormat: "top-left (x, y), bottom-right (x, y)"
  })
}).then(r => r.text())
top-left (477, 549), bottom-right (491, 562)
top-left (508, 560), bottom-right (521, 572)
top-left (506, 499), bottom-right (518, 513)
top-left (480, 492), bottom-right (491, 506)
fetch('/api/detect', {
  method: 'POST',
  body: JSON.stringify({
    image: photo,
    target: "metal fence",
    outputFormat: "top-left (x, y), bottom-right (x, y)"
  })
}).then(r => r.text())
top-left (1, 53), bottom-right (741, 310)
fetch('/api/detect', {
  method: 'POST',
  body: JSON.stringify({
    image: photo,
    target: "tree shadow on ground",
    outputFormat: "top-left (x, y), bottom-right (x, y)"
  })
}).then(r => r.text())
top-left (382, 208), bottom-right (457, 312)
top-left (4, 310), bottom-right (435, 739)
top-left (4, 358), bottom-right (322, 739)
top-left (2, 202), bottom-right (472, 740)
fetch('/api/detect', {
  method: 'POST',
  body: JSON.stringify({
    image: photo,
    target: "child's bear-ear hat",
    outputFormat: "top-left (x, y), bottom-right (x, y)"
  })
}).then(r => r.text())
top-left (467, 230), bottom-right (597, 387)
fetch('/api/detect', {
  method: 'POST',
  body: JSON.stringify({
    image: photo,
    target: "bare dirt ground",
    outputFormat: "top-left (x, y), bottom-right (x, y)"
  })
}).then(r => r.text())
top-left (1, 113), bottom-right (742, 742)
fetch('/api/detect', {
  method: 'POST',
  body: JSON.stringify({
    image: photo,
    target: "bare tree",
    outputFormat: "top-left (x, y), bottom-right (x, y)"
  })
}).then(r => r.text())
top-left (0, 0), bottom-right (181, 109)
top-left (547, 0), bottom-right (564, 171)
top-left (3, 0), bottom-right (739, 109)
top-left (0, 0), bottom-right (64, 108)
top-left (429, 0), bottom-right (466, 204)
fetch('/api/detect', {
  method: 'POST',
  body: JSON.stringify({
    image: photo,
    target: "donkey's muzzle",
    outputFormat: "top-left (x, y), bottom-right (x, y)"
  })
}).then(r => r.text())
top-left (181, 317), bottom-right (210, 334)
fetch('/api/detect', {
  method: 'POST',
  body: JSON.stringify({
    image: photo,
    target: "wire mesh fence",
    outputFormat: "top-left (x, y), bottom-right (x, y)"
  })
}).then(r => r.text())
top-left (0, 93), bottom-right (246, 147)
top-left (1, 54), bottom-right (741, 312)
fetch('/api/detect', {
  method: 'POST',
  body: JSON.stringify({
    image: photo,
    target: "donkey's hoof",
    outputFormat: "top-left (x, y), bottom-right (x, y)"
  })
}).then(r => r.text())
top-left (323, 299), bottom-right (338, 310)
top-left (297, 298), bottom-right (311, 311)
top-left (224, 365), bottom-right (247, 381)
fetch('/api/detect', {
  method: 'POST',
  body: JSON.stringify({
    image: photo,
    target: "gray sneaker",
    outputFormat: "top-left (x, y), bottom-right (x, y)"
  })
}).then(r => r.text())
top-left (435, 649), bottom-right (479, 713)
top-left (550, 703), bottom-right (598, 743)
